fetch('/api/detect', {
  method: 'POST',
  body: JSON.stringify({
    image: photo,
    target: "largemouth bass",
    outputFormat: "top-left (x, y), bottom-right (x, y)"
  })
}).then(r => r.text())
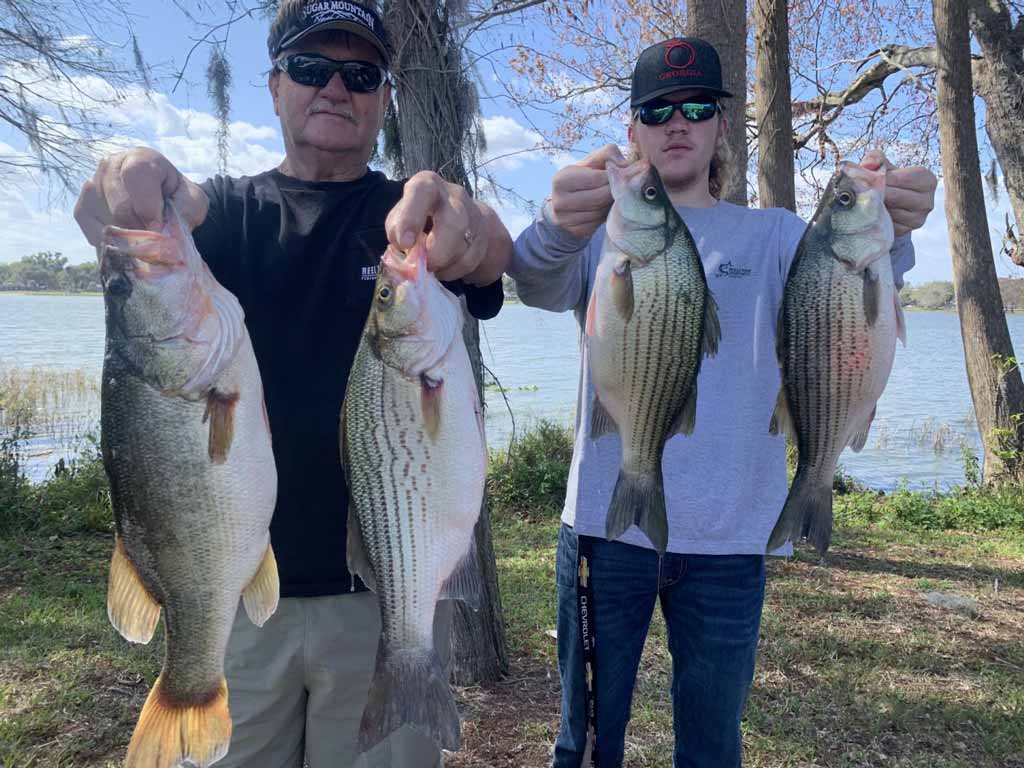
top-left (586, 160), bottom-right (720, 554)
top-left (100, 202), bottom-right (279, 768)
top-left (341, 243), bottom-right (486, 753)
top-left (769, 162), bottom-right (904, 555)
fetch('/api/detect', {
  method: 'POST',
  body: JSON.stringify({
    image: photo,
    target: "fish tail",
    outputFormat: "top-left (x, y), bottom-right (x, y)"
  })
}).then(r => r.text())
top-left (767, 474), bottom-right (834, 555)
top-left (125, 676), bottom-right (231, 768)
top-left (605, 468), bottom-right (668, 555)
top-left (358, 641), bottom-right (460, 753)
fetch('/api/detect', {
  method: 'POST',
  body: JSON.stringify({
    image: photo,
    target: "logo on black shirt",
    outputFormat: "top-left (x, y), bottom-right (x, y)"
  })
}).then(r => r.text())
top-left (361, 265), bottom-right (378, 281)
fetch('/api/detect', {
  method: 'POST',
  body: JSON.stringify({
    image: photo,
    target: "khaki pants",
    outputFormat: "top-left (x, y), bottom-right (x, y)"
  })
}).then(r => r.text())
top-left (219, 591), bottom-right (451, 768)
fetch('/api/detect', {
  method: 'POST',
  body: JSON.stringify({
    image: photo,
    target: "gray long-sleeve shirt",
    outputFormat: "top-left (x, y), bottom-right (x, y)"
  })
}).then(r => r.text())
top-left (509, 199), bottom-right (915, 555)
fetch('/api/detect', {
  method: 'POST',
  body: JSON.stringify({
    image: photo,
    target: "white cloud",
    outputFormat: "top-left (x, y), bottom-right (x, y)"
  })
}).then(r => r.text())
top-left (0, 73), bottom-right (285, 265)
top-left (478, 115), bottom-right (544, 171)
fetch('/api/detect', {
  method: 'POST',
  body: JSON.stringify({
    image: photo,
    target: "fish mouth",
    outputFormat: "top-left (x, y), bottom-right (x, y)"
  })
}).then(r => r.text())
top-left (607, 159), bottom-right (649, 199)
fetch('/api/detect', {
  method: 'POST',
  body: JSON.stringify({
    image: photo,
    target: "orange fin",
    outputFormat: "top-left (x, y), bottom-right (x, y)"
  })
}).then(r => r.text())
top-left (421, 374), bottom-right (442, 440)
top-left (125, 676), bottom-right (231, 768)
top-left (108, 534), bottom-right (161, 644)
top-left (586, 291), bottom-right (598, 337)
top-left (203, 390), bottom-right (239, 464)
top-left (242, 544), bottom-right (280, 627)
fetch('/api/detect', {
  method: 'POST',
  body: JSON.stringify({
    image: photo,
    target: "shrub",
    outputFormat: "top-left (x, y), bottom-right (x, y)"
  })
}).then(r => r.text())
top-left (488, 420), bottom-right (574, 521)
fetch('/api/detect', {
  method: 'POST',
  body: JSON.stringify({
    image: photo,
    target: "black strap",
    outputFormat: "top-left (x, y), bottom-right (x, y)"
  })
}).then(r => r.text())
top-left (577, 533), bottom-right (599, 767)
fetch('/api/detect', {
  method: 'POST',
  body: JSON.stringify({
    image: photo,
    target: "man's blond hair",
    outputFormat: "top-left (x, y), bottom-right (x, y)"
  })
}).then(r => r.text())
top-left (628, 119), bottom-right (734, 200)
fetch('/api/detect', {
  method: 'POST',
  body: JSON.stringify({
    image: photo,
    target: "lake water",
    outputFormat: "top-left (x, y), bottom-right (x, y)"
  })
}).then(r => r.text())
top-left (3, 293), bottom-right (1023, 490)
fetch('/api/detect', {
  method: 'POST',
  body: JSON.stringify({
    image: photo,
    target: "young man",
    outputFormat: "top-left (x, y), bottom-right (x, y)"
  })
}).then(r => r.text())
top-left (509, 37), bottom-right (937, 768)
top-left (74, 1), bottom-right (512, 765)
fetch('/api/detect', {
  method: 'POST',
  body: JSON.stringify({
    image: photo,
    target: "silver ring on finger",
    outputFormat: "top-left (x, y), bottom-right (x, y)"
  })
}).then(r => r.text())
top-left (463, 228), bottom-right (474, 246)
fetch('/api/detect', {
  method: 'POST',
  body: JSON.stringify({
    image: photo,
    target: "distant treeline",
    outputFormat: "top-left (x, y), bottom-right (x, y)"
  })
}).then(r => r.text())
top-left (503, 274), bottom-right (1024, 313)
top-left (0, 252), bottom-right (99, 292)
top-left (901, 278), bottom-right (1024, 311)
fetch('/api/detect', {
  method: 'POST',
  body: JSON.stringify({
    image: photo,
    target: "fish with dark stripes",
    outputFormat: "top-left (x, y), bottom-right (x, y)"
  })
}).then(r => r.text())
top-left (100, 202), bottom-right (279, 768)
top-left (586, 159), bottom-right (720, 555)
top-left (341, 242), bottom-right (486, 753)
top-left (768, 162), bottom-right (904, 555)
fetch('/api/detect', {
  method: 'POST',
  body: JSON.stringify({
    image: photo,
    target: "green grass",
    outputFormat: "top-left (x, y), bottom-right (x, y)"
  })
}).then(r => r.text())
top-left (2, 420), bottom-right (1023, 766)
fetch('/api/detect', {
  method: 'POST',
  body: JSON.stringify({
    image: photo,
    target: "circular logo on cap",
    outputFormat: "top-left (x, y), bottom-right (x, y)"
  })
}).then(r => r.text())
top-left (663, 40), bottom-right (697, 70)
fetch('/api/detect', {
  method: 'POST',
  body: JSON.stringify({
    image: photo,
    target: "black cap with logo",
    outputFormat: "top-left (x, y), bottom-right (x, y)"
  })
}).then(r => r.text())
top-left (268, 0), bottom-right (391, 66)
top-left (630, 37), bottom-right (733, 107)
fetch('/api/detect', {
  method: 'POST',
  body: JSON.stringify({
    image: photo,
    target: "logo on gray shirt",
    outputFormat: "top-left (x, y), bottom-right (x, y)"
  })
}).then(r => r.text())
top-left (716, 261), bottom-right (752, 278)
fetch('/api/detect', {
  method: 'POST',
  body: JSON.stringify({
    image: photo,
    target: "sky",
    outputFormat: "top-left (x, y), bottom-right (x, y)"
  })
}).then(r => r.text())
top-left (0, 0), bottom-right (1019, 286)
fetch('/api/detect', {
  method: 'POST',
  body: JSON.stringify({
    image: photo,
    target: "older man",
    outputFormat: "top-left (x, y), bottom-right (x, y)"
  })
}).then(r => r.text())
top-left (74, 1), bottom-right (511, 766)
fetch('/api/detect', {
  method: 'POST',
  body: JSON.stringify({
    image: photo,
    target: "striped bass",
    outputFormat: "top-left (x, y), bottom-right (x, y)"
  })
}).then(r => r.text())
top-left (100, 202), bottom-right (279, 768)
top-left (341, 242), bottom-right (486, 753)
top-left (769, 162), bottom-right (904, 554)
top-left (585, 159), bottom-right (720, 555)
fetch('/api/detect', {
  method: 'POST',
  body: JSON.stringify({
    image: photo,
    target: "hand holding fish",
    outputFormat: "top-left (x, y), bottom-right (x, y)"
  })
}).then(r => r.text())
top-left (385, 170), bottom-right (511, 286)
top-left (74, 147), bottom-right (209, 246)
top-left (549, 143), bottom-right (627, 240)
top-left (860, 149), bottom-right (938, 238)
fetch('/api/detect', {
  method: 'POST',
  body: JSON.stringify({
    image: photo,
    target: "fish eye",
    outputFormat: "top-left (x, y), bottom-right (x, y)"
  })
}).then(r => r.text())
top-left (377, 285), bottom-right (392, 302)
top-left (836, 190), bottom-right (854, 207)
top-left (643, 185), bottom-right (658, 201)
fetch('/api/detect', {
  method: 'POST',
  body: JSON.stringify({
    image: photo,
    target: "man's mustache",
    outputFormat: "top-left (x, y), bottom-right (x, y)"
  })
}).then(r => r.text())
top-left (307, 103), bottom-right (357, 123)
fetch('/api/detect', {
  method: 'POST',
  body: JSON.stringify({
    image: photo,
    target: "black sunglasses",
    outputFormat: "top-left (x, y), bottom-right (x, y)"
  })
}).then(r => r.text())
top-left (275, 53), bottom-right (388, 93)
top-left (636, 99), bottom-right (720, 126)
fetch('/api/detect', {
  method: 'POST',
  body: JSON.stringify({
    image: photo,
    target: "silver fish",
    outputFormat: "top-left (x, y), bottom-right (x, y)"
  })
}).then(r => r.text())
top-left (100, 203), bottom-right (279, 768)
top-left (342, 243), bottom-right (486, 753)
top-left (769, 162), bottom-right (904, 554)
top-left (586, 159), bottom-right (720, 555)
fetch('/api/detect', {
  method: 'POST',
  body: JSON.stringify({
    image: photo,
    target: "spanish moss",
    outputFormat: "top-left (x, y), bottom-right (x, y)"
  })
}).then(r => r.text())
top-left (206, 46), bottom-right (232, 175)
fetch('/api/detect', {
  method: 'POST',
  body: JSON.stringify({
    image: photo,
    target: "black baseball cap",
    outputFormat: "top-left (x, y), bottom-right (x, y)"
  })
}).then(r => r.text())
top-left (268, 0), bottom-right (390, 67)
top-left (630, 37), bottom-right (733, 107)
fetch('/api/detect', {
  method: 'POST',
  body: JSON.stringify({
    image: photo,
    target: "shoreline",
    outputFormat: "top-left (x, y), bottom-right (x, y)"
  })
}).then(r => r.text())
top-left (1, 290), bottom-right (102, 297)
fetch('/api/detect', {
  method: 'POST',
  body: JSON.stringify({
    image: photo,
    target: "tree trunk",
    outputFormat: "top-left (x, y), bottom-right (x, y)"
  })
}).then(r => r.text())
top-left (969, 0), bottom-right (1024, 265)
top-left (687, 0), bottom-right (748, 206)
top-left (753, 0), bottom-right (795, 211)
top-left (933, 0), bottom-right (1024, 483)
top-left (384, 0), bottom-right (510, 683)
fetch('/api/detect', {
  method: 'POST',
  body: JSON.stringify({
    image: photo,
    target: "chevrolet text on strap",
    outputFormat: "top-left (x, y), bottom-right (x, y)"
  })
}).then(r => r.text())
top-left (577, 534), bottom-right (599, 766)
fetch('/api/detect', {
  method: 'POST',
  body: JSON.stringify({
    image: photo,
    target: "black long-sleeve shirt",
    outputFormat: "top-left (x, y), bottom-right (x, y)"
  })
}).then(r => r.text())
top-left (194, 168), bottom-right (502, 597)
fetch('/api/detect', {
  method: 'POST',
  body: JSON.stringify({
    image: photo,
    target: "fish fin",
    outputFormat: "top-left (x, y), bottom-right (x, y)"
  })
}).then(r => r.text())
top-left (702, 292), bottom-right (721, 359)
top-left (589, 396), bottom-right (617, 439)
top-left (895, 295), bottom-right (907, 346)
top-left (610, 258), bottom-right (634, 322)
top-left (358, 641), bottom-right (460, 753)
top-left (767, 473), bottom-right (833, 555)
top-left (605, 468), bottom-right (668, 555)
top-left (585, 290), bottom-right (598, 337)
top-left (241, 544), bottom-right (279, 627)
top-left (203, 389), bottom-right (239, 464)
top-left (421, 373), bottom-right (443, 441)
top-left (848, 406), bottom-right (876, 453)
top-left (769, 387), bottom-right (797, 440)
top-left (125, 676), bottom-right (231, 768)
top-left (439, 535), bottom-right (482, 610)
top-left (108, 534), bottom-right (161, 644)
top-left (863, 267), bottom-right (880, 327)
top-left (346, 510), bottom-right (378, 593)
top-left (671, 382), bottom-right (698, 436)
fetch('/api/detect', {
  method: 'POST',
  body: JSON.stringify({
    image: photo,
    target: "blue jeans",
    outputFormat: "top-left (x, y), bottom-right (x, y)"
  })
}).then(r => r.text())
top-left (552, 524), bottom-right (766, 768)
